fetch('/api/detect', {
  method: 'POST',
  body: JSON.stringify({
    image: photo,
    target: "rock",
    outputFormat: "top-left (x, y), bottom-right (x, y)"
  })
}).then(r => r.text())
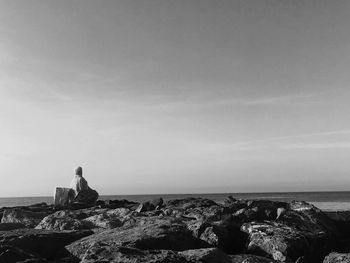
top-left (80, 245), bottom-right (185, 263)
top-left (82, 213), bottom-right (123, 229)
top-left (105, 199), bottom-right (139, 209)
top-left (199, 220), bottom-right (246, 254)
top-left (66, 216), bottom-right (207, 260)
top-left (166, 198), bottom-right (218, 210)
top-left (68, 207), bottom-right (110, 220)
top-left (223, 196), bottom-right (238, 206)
top-left (229, 254), bottom-right (280, 263)
top-left (150, 198), bottom-right (164, 208)
top-left (184, 205), bottom-right (225, 221)
top-left (295, 256), bottom-right (306, 263)
top-left (73, 189), bottom-right (99, 206)
top-left (1, 209), bottom-right (49, 228)
top-left (241, 221), bottom-right (310, 262)
top-left (135, 198), bottom-right (164, 213)
top-left (0, 228), bottom-right (93, 259)
top-left (35, 211), bottom-right (86, 231)
top-left (135, 202), bottom-right (151, 213)
top-left (325, 211), bottom-right (350, 240)
top-left (179, 248), bottom-right (231, 263)
top-left (277, 207), bottom-right (286, 219)
top-left (71, 246), bottom-right (233, 263)
top-left (323, 252), bottom-right (350, 263)
top-left (0, 245), bottom-right (44, 263)
top-left (233, 200), bottom-right (288, 223)
top-left (238, 201), bottom-right (339, 262)
top-left (284, 201), bottom-right (339, 237)
top-left (0, 223), bottom-right (26, 231)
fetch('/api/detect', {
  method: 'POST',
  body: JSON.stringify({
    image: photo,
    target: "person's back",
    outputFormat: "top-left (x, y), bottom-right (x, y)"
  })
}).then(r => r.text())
top-left (69, 166), bottom-right (98, 205)
top-left (70, 167), bottom-right (89, 197)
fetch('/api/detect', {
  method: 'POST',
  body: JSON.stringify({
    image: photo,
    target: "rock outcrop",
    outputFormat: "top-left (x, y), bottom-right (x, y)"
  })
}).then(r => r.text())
top-left (0, 197), bottom-right (349, 262)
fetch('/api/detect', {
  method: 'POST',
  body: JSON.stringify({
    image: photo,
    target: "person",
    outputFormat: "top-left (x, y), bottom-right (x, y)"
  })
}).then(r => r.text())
top-left (69, 166), bottom-right (98, 205)
top-left (70, 166), bottom-right (89, 197)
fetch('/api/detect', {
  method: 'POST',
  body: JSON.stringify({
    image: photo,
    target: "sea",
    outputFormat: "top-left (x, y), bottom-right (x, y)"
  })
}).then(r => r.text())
top-left (1, 191), bottom-right (350, 211)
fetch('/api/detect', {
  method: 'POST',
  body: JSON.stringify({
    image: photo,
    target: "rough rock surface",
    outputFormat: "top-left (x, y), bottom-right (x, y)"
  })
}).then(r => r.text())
top-left (179, 248), bottom-right (232, 263)
top-left (0, 223), bottom-right (26, 231)
top-left (323, 252), bottom-right (350, 263)
top-left (229, 254), bottom-right (280, 263)
top-left (0, 228), bottom-right (93, 259)
top-left (66, 216), bottom-right (207, 260)
top-left (1, 209), bottom-right (49, 228)
top-left (35, 211), bottom-right (86, 231)
top-left (0, 245), bottom-right (44, 263)
top-left (241, 221), bottom-right (308, 261)
top-left (0, 197), bottom-right (349, 262)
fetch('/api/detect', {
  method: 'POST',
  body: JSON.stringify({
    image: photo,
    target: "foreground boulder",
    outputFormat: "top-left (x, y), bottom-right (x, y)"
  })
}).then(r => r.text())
top-left (323, 252), bottom-right (350, 263)
top-left (35, 211), bottom-right (86, 231)
top-left (179, 248), bottom-right (231, 263)
top-left (281, 201), bottom-right (339, 238)
top-left (81, 212), bottom-right (123, 229)
top-left (80, 245), bottom-right (185, 263)
top-left (241, 201), bottom-right (339, 262)
top-left (230, 254), bottom-right (280, 263)
top-left (166, 198), bottom-right (218, 210)
top-left (136, 198), bottom-right (164, 213)
top-left (0, 245), bottom-right (44, 263)
top-left (73, 246), bottom-right (234, 263)
top-left (66, 216), bottom-right (209, 260)
top-left (1, 209), bottom-right (49, 228)
top-left (232, 200), bottom-right (288, 223)
top-left (0, 228), bottom-right (93, 259)
top-left (241, 221), bottom-right (308, 261)
top-left (0, 223), bottom-right (26, 231)
top-left (105, 199), bottom-right (139, 209)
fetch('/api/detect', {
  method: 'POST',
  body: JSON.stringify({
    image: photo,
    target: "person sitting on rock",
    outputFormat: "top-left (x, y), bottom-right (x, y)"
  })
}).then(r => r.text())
top-left (69, 166), bottom-right (99, 205)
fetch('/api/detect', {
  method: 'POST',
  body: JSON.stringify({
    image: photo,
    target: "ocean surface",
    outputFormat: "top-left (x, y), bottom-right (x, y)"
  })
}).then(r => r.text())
top-left (1, 192), bottom-right (350, 211)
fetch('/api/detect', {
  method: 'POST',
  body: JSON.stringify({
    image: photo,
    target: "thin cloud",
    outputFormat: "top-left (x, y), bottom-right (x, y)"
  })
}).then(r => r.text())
top-left (284, 142), bottom-right (350, 149)
top-left (231, 129), bottom-right (350, 149)
top-left (150, 90), bottom-right (327, 110)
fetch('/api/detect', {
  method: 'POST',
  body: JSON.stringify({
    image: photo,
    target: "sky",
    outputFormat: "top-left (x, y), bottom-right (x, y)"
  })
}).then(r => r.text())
top-left (0, 0), bottom-right (350, 197)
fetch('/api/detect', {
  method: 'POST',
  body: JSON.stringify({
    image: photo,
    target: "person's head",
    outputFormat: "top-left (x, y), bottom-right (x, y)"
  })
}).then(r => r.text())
top-left (75, 166), bottom-right (83, 176)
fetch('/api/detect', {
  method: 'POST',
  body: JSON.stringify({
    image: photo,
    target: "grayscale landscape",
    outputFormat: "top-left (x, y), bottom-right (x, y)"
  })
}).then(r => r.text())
top-left (0, 0), bottom-right (350, 262)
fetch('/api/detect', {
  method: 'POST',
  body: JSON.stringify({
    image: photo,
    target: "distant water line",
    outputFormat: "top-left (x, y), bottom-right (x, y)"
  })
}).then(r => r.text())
top-left (1, 191), bottom-right (350, 211)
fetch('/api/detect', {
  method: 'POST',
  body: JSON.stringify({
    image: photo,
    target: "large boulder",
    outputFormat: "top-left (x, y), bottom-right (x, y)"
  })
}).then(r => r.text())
top-left (323, 252), bottom-right (350, 263)
top-left (0, 245), bottom-right (44, 263)
top-left (105, 199), bottom-right (139, 209)
top-left (1, 209), bottom-right (49, 228)
top-left (230, 254), bottom-right (280, 263)
top-left (232, 200), bottom-right (288, 223)
top-left (135, 198), bottom-right (164, 213)
top-left (35, 211), bottom-right (86, 231)
top-left (66, 216), bottom-right (208, 260)
top-left (0, 223), bottom-right (26, 231)
top-left (82, 213), bottom-right (123, 229)
top-left (73, 189), bottom-right (99, 206)
top-left (0, 228), bottom-right (93, 259)
top-left (241, 221), bottom-right (313, 262)
top-left (281, 201), bottom-right (339, 238)
top-left (166, 198), bottom-right (218, 210)
top-left (79, 245), bottom-right (185, 263)
top-left (179, 248), bottom-right (231, 263)
top-left (325, 211), bottom-right (350, 241)
top-left (70, 246), bottom-right (234, 263)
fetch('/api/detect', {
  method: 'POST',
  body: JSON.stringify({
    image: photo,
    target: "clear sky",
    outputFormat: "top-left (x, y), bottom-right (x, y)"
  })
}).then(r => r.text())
top-left (1, 0), bottom-right (350, 197)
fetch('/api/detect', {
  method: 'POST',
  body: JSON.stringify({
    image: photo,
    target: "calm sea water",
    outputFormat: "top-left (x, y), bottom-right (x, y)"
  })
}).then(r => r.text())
top-left (1, 192), bottom-right (350, 211)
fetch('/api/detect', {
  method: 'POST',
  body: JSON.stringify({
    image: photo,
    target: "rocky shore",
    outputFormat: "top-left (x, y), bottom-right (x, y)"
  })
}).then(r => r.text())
top-left (0, 196), bottom-right (350, 262)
